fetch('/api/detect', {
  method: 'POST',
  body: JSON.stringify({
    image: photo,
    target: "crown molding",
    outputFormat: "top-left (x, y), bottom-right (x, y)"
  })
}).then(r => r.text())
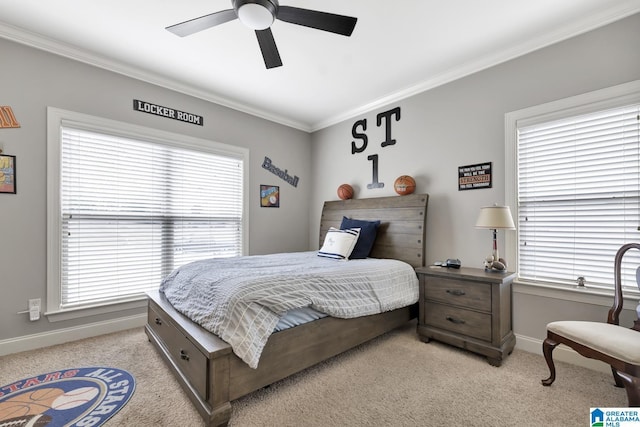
top-left (310, 2), bottom-right (640, 132)
top-left (0, 21), bottom-right (312, 132)
top-left (1, 1), bottom-right (639, 135)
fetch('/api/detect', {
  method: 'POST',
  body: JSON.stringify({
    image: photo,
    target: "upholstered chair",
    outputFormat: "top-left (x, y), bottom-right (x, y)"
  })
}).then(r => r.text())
top-left (541, 242), bottom-right (640, 407)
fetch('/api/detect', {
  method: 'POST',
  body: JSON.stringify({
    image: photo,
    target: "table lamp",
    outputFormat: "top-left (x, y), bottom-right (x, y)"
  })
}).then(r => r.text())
top-left (475, 205), bottom-right (516, 271)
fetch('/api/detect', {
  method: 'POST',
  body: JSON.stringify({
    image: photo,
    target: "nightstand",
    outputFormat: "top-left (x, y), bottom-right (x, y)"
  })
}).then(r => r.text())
top-left (415, 266), bottom-right (516, 366)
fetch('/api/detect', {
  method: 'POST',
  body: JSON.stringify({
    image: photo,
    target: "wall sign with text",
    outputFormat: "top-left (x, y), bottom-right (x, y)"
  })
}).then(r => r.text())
top-left (458, 162), bottom-right (492, 190)
top-left (0, 106), bottom-right (20, 128)
top-left (133, 99), bottom-right (203, 126)
top-left (262, 156), bottom-right (299, 187)
top-left (350, 106), bottom-right (401, 190)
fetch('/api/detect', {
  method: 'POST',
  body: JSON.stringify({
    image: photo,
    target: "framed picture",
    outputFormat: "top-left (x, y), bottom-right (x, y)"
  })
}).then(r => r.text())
top-left (0, 154), bottom-right (16, 194)
top-left (458, 161), bottom-right (492, 191)
top-left (260, 185), bottom-right (279, 207)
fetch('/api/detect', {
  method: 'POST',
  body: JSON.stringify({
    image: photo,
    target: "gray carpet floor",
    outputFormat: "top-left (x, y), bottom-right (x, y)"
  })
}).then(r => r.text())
top-left (0, 321), bottom-right (627, 426)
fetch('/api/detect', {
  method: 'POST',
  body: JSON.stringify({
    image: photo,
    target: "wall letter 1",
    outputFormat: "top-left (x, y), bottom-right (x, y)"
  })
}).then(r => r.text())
top-left (366, 154), bottom-right (384, 189)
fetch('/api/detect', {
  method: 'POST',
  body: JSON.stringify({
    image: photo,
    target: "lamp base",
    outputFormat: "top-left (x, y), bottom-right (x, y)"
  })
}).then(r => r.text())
top-left (483, 256), bottom-right (507, 272)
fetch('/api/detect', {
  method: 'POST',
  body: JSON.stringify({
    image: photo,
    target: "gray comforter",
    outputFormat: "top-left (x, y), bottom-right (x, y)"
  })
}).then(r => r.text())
top-left (159, 251), bottom-right (418, 368)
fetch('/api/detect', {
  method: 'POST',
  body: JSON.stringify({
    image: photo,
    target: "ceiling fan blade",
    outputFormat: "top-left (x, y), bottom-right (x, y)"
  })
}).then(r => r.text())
top-left (255, 28), bottom-right (282, 69)
top-left (166, 9), bottom-right (237, 37)
top-left (277, 6), bottom-right (357, 36)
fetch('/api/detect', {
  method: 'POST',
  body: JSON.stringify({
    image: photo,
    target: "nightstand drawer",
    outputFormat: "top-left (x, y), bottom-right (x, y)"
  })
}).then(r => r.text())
top-left (424, 302), bottom-right (491, 341)
top-left (424, 277), bottom-right (491, 312)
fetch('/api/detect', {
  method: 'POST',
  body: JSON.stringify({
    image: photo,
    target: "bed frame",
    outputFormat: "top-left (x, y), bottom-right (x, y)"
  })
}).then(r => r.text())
top-left (145, 193), bottom-right (429, 426)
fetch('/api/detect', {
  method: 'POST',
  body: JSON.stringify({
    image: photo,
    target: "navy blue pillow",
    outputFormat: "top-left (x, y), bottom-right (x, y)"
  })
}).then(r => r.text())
top-left (340, 216), bottom-right (381, 259)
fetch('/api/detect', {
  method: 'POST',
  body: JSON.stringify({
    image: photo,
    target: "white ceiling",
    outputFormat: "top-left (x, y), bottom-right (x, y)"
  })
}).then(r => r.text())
top-left (1, 0), bottom-right (639, 131)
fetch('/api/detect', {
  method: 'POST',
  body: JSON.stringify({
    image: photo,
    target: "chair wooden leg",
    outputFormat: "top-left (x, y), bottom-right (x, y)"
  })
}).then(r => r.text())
top-left (612, 367), bottom-right (624, 388)
top-left (614, 371), bottom-right (640, 407)
top-left (541, 337), bottom-right (559, 386)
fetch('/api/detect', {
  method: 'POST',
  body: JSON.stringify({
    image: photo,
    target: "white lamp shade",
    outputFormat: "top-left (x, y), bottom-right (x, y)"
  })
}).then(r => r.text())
top-left (475, 205), bottom-right (516, 230)
top-left (237, 3), bottom-right (275, 30)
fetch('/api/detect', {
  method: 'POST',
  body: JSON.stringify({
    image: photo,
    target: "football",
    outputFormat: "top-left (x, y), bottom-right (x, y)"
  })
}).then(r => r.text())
top-left (393, 175), bottom-right (416, 195)
top-left (0, 414), bottom-right (52, 427)
top-left (337, 184), bottom-right (354, 200)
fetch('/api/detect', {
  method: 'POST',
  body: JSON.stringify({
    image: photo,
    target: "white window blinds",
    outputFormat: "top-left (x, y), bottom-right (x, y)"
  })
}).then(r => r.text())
top-left (58, 125), bottom-right (244, 309)
top-left (517, 103), bottom-right (640, 290)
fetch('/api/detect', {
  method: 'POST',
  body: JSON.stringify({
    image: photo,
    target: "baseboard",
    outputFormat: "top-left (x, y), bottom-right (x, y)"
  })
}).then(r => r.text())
top-left (515, 333), bottom-right (611, 375)
top-left (0, 319), bottom-right (618, 376)
top-left (0, 313), bottom-right (146, 357)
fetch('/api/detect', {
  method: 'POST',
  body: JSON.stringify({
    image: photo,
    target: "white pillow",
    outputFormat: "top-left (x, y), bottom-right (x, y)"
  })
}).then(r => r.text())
top-left (318, 227), bottom-right (361, 260)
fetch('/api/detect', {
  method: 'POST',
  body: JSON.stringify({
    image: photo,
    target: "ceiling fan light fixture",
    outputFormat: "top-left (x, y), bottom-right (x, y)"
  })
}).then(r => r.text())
top-left (168, 0), bottom-right (356, 69)
top-left (237, 1), bottom-right (276, 30)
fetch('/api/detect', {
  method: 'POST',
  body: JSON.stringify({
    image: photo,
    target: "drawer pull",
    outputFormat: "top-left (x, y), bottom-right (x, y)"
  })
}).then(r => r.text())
top-left (446, 289), bottom-right (466, 296)
top-left (179, 349), bottom-right (190, 361)
top-left (154, 317), bottom-right (162, 325)
top-left (446, 316), bottom-right (466, 325)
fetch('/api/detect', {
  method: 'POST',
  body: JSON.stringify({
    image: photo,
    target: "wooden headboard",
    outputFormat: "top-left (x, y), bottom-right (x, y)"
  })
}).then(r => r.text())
top-left (319, 193), bottom-right (429, 268)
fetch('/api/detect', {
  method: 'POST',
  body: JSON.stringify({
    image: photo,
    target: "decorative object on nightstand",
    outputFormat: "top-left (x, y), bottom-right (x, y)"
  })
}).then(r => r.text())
top-left (475, 204), bottom-right (515, 271)
top-left (416, 266), bottom-right (516, 366)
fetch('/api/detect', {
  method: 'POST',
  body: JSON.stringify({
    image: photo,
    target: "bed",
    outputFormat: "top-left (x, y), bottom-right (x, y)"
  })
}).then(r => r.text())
top-left (145, 193), bottom-right (429, 426)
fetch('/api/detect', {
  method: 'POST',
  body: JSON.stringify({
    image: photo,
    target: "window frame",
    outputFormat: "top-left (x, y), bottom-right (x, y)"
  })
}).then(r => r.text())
top-left (505, 80), bottom-right (640, 304)
top-left (46, 107), bottom-right (250, 321)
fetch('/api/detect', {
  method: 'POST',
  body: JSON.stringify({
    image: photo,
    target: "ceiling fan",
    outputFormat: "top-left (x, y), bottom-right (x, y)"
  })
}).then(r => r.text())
top-left (166, 0), bottom-right (358, 69)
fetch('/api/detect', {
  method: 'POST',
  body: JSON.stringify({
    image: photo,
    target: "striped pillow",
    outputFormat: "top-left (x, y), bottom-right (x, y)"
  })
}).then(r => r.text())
top-left (318, 227), bottom-right (361, 260)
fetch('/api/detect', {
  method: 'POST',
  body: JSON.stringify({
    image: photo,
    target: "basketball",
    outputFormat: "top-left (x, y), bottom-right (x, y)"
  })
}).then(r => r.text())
top-left (0, 388), bottom-right (64, 420)
top-left (337, 184), bottom-right (354, 200)
top-left (394, 175), bottom-right (416, 195)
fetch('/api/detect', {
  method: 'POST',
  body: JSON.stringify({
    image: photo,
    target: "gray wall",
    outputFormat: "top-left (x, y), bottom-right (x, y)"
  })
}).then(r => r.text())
top-left (310, 14), bottom-right (640, 360)
top-left (0, 37), bottom-right (312, 343)
top-left (2, 13), bottom-right (639, 366)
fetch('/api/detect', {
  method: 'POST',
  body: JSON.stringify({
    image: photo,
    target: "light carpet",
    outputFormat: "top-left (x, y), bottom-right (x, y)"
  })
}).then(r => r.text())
top-left (0, 321), bottom-right (627, 426)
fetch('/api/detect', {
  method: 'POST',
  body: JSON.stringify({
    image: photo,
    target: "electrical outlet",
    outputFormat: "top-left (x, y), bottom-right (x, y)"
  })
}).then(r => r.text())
top-left (28, 298), bottom-right (41, 321)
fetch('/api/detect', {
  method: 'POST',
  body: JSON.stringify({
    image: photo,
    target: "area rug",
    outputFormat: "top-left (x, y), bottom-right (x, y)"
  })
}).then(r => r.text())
top-left (0, 367), bottom-right (135, 427)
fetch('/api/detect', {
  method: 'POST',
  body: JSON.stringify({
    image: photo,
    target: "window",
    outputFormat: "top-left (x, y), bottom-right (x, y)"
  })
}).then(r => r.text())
top-left (505, 81), bottom-right (640, 292)
top-left (47, 108), bottom-right (248, 317)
